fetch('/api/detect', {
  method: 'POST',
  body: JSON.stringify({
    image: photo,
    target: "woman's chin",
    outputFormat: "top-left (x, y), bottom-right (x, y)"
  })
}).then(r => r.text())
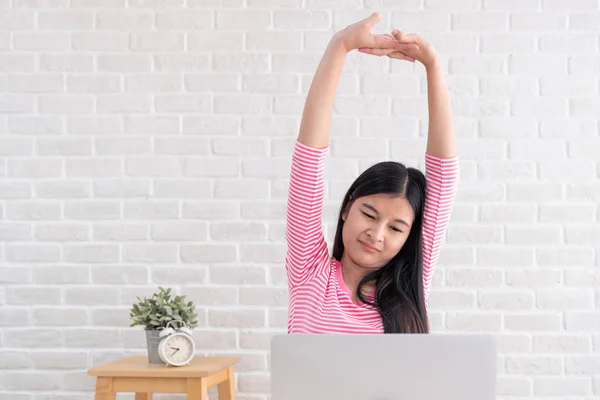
top-left (348, 248), bottom-right (382, 269)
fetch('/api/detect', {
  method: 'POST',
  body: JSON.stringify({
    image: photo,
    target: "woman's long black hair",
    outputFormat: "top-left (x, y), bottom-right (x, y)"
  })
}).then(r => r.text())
top-left (332, 161), bottom-right (429, 334)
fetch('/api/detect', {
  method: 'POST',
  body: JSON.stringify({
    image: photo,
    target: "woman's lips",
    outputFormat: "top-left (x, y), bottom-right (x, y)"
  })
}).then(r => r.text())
top-left (360, 240), bottom-right (379, 253)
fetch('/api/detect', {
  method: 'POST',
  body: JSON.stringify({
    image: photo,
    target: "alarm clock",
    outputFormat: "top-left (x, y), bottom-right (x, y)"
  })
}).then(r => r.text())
top-left (157, 320), bottom-right (196, 367)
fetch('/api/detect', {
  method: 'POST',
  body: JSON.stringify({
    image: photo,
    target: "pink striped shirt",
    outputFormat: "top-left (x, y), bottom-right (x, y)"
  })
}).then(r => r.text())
top-left (285, 139), bottom-right (460, 334)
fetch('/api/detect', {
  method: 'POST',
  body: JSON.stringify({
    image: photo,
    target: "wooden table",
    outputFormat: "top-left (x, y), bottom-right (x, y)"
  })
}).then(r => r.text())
top-left (87, 355), bottom-right (240, 400)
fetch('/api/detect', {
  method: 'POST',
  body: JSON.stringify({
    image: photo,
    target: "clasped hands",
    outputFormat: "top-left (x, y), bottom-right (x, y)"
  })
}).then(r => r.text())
top-left (334, 12), bottom-right (439, 68)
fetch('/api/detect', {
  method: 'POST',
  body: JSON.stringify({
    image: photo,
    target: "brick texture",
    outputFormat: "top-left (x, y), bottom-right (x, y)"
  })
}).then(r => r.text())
top-left (0, 1), bottom-right (599, 400)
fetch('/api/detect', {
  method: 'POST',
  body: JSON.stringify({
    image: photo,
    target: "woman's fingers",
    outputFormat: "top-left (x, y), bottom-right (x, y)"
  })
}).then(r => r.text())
top-left (392, 29), bottom-right (420, 44)
top-left (362, 12), bottom-right (381, 29)
top-left (372, 33), bottom-right (418, 50)
top-left (358, 29), bottom-right (419, 62)
top-left (358, 48), bottom-right (416, 62)
top-left (358, 48), bottom-right (397, 56)
top-left (387, 51), bottom-right (416, 62)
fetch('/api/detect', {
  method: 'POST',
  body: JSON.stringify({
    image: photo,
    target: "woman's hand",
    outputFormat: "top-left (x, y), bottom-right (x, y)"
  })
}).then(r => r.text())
top-left (334, 13), bottom-right (419, 56)
top-left (360, 30), bottom-right (440, 67)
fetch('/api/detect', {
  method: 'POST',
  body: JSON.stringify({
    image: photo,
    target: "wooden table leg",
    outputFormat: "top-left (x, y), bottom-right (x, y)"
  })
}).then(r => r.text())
top-left (95, 377), bottom-right (116, 400)
top-left (187, 378), bottom-right (208, 400)
top-left (135, 394), bottom-right (153, 400)
top-left (217, 367), bottom-right (235, 400)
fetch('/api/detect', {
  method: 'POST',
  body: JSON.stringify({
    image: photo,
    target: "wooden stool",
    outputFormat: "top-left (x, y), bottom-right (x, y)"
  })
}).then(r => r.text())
top-left (88, 355), bottom-right (240, 400)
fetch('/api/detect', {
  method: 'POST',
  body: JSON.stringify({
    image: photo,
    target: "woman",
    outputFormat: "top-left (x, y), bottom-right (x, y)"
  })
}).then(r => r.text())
top-left (285, 13), bottom-right (459, 334)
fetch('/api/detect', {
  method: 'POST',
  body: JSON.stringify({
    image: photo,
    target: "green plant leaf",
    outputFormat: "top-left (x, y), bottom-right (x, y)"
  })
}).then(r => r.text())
top-left (128, 287), bottom-right (197, 330)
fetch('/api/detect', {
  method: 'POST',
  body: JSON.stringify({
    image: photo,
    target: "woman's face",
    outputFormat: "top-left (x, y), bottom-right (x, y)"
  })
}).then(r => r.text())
top-left (341, 193), bottom-right (415, 270)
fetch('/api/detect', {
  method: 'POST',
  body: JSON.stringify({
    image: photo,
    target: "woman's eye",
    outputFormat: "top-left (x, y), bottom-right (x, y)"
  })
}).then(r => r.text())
top-left (391, 227), bottom-right (403, 233)
top-left (361, 212), bottom-right (374, 219)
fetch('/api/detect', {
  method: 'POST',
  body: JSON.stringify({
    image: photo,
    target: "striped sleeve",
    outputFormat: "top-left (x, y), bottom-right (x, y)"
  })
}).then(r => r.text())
top-left (285, 139), bottom-right (331, 287)
top-left (422, 153), bottom-right (460, 307)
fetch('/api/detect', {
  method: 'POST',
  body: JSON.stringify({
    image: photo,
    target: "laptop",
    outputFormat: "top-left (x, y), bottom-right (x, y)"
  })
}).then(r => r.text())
top-left (270, 333), bottom-right (497, 400)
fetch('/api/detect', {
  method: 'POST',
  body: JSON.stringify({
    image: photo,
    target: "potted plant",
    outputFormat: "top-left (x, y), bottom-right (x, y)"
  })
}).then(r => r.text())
top-left (129, 287), bottom-right (199, 364)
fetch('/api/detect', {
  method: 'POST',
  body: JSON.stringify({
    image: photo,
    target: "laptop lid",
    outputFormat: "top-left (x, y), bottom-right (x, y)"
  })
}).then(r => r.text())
top-left (270, 333), bottom-right (497, 400)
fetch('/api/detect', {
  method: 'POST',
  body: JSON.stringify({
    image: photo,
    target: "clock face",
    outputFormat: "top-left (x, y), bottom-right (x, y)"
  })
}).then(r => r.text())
top-left (162, 333), bottom-right (195, 365)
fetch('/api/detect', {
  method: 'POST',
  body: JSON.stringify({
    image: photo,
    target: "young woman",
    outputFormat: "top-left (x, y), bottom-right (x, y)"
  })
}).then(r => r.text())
top-left (285, 13), bottom-right (459, 334)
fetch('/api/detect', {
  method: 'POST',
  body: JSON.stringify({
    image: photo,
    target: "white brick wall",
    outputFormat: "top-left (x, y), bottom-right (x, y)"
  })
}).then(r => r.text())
top-left (0, 1), bottom-right (599, 399)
